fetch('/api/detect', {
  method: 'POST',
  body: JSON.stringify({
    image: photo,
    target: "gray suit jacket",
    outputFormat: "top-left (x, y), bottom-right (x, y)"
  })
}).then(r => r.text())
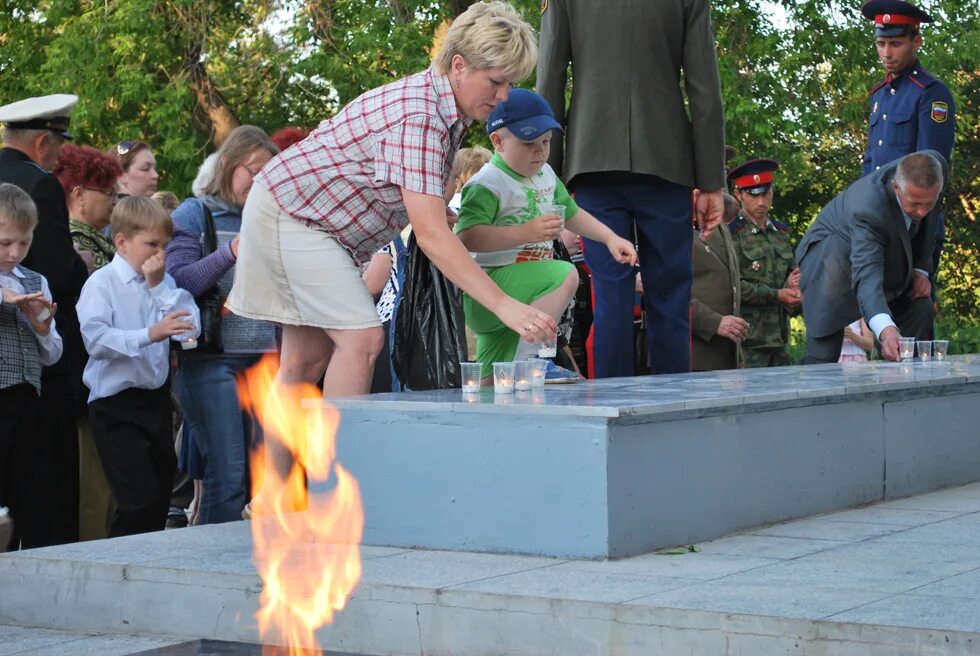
top-left (536, 0), bottom-right (725, 190)
top-left (796, 152), bottom-right (945, 338)
top-left (691, 225), bottom-right (742, 371)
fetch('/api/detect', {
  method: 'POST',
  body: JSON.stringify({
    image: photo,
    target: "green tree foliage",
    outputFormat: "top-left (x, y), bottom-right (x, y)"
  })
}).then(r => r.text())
top-left (0, 0), bottom-right (976, 321)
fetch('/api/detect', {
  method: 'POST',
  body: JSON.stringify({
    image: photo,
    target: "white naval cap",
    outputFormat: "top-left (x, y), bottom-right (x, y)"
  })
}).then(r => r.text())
top-left (0, 94), bottom-right (79, 139)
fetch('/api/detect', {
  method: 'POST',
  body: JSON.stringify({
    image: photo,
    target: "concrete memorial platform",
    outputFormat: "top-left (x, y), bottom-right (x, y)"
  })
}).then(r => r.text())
top-left (331, 356), bottom-right (980, 558)
top-left (3, 483), bottom-right (980, 655)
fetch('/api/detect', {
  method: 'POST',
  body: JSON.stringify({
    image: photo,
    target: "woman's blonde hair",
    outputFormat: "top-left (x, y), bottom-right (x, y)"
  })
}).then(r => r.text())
top-left (111, 195), bottom-right (173, 239)
top-left (451, 146), bottom-right (493, 189)
top-left (434, 1), bottom-right (537, 81)
top-left (203, 125), bottom-right (278, 204)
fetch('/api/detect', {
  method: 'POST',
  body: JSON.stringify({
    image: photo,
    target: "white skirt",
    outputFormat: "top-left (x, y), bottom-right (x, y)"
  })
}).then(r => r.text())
top-left (226, 182), bottom-right (381, 330)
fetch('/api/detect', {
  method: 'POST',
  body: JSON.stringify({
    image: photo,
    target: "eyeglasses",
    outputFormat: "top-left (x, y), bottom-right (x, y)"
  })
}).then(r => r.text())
top-left (239, 163), bottom-right (262, 177)
top-left (116, 140), bottom-right (135, 156)
top-left (81, 187), bottom-right (119, 201)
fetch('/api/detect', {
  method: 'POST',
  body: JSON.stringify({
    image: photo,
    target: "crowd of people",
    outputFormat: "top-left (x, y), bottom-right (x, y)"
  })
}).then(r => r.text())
top-left (0, 0), bottom-right (958, 550)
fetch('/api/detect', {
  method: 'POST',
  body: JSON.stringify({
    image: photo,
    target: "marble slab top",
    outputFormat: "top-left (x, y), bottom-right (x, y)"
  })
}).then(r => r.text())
top-left (320, 355), bottom-right (980, 420)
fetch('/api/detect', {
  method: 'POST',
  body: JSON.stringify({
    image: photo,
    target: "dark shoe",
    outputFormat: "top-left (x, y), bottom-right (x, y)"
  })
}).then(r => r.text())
top-left (165, 506), bottom-right (188, 529)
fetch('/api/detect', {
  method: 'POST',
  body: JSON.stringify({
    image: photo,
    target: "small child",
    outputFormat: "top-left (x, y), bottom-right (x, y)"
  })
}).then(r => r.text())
top-left (0, 183), bottom-right (63, 550)
top-left (77, 196), bottom-right (200, 537)
top-left (448, 146), bottom-right (492, 213)
top-left (456, 89), bottom-right (636, 380)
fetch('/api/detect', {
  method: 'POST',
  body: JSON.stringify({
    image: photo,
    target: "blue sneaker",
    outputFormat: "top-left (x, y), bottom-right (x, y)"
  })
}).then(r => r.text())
top-left (544, 360), bottom-right (581, 384)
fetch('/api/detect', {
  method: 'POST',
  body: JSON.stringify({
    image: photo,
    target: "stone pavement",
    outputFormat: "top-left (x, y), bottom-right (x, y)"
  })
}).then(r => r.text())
top-left (3, 482), bottom-right (980, 654)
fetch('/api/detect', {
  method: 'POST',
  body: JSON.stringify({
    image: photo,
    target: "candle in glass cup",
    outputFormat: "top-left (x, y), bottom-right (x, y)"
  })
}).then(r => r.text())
top-left (460, 362), bottom-right (482, 394)
top-left (529, 358), bottom-right (548, 388)
top-left (181, 337), bottom-right (198, 351)
top-left (537, 336), bottom-right (557, 358)
top-left (933, 339), bottom-right (949, 361)
top-left (898, 337), bottom-right (915, 361)
top-left (493, 362), bottom-right (516, 394)
top-left (514, 360), bottom-right (533, 391)
top-left (916, 340), bottom-right (933, 362)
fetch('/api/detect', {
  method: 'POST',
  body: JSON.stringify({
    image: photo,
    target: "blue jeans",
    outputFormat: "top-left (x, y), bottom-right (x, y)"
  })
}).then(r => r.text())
top-left (576, 175), bottom-right (694, 376)
top-left (175, 355), bottom-right (263, 524)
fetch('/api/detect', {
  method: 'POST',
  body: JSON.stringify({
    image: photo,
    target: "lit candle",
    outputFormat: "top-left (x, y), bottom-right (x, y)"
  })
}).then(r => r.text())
top-left (181, 337), bottom-right (198, 351)
top-left (494, 377), bottom-right (514, 394)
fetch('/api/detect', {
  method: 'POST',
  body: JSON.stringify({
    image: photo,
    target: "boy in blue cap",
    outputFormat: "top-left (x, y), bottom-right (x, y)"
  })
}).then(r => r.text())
top-left (456, 88), bottom-right (636, 381)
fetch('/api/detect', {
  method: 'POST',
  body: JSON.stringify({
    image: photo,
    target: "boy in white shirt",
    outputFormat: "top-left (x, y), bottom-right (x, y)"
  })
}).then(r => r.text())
top-left (77, 196), bottom-right (199, 537)
top-left (0, 183), bottom-right (62, 550)
top-left (455, 89), bottom-right (636, 380)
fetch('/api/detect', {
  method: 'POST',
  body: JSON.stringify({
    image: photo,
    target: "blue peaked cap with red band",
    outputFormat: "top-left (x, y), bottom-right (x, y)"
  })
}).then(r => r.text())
top-left (861, 0), bottom-right (933, 37)
top-left (728, 159), bottom-right (779, 195)
top-left (487, 88), bottom-right (562, 140)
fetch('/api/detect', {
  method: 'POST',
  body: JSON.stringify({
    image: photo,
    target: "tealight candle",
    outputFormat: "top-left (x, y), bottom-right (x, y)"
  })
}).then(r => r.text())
top-left (529, 358), bottom-right (548, 388)
top-left (514, 360), bottom-right (533, 391)
top-left (181, 337), bottom-right (198, 351)
top-left (493, 362), bottom-right (516, 395)
top-left (460, 362), bottom-right (482, 393)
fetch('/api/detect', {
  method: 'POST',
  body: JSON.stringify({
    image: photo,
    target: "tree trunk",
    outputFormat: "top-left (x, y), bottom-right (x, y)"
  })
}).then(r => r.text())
top-left (187, 60), bottom-right (241, 146)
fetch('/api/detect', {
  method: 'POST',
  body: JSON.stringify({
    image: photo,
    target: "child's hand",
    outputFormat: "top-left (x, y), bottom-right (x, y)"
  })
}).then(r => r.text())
top-left (141, 251), bottom-right (166, 288)
top-left (4, 290), bottom-right (58, 335)
top-left (149, 310), bottom-right (196, 343)
top-left (605, 235), bottom-right (637, 265)
top-left (523, 215), bottom-right (563, 242)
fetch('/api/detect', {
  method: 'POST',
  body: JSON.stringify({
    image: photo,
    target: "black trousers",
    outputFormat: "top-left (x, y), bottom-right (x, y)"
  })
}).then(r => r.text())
top-left (89, 386), bottom-right (176, 538)
top-left (803, 295), bottom-right (934, 364)
top-left (0, 383), bottom-right (46, 549)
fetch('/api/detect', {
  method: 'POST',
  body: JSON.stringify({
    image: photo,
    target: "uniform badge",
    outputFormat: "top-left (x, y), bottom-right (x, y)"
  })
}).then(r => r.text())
top-left (931, 101), bottom-right (949, 123)
top-left (752, 261), bottom-right (761, 271)
top-left (872, 101), bottom-right (878, 113)
top-left (540, 0), bottom-right (548, 13)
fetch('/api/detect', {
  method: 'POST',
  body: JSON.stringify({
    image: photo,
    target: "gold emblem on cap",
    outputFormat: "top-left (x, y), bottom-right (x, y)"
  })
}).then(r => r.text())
top-left (883, 13), bottom-right (891, 23)
top-left (753, 174), bottom-right (761, 183)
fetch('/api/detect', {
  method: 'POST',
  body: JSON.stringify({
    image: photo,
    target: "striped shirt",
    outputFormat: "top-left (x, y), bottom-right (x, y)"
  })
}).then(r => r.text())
top-left (257, 68), bottom-right (470, 264)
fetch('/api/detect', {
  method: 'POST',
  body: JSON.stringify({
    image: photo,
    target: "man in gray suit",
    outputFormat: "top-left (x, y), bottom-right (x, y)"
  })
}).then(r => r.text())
top-left (796, 151), bottom-right (944, 363)
top-left (537, 0), bottom-right (726, 376)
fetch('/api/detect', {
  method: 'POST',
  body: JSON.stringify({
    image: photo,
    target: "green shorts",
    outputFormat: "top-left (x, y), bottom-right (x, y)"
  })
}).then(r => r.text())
top-left (464, 259), bottom-right (575, 377)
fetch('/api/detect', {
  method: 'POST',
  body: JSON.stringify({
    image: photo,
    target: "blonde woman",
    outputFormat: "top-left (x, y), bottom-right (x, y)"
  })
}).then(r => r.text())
top-left (229, 2), bottom-right (551, 399)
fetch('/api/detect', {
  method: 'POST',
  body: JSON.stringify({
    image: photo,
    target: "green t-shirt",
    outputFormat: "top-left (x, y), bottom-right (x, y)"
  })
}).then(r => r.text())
top-left (455, 153), bottom-right (577, 268)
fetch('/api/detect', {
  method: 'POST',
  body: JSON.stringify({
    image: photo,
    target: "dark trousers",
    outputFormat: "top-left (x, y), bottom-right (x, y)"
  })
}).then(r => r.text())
top-left (0, 384), bottom-right (45, 549)
top-left (803, 295), bottom-right (934, 364)
top-left (575, 174), bottom-right (693, 376)
top-left (35, 372), bottom-right (81, 546)
top-left (89, 386), bottom-right (176, 538)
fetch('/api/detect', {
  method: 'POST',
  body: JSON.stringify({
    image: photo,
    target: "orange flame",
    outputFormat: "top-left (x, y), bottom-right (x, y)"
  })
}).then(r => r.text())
top-left (238, 354), bottom-right (364, 655)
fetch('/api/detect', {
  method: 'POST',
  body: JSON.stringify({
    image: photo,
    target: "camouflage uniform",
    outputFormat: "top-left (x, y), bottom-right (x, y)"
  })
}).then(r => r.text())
top-left (729, 216), bottom-right (797, 367)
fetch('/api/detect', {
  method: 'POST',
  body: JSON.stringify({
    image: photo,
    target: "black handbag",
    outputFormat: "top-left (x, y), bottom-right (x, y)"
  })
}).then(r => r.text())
top-left (194, 202), bottom-right (224, 353)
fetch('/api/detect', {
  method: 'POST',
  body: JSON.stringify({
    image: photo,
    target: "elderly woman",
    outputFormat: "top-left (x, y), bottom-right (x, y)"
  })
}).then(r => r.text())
top-left (55, 145), bottom-right (122, 274)
top-left (110, 140), bottom-right (159, 197)
top-left (229, 2), bottom-right (552, 402)
top-left (54, 144), bottom-right (123, 541)
top-left (166, 126), bottom-right (279, 524)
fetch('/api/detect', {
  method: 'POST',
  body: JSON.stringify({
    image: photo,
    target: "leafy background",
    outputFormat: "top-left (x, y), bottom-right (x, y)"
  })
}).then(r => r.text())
top-left (1, 0), bottom-right (976, 340)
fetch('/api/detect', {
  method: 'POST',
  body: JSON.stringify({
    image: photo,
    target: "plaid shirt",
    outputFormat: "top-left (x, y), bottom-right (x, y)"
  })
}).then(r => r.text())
top-left (257, 68), bottom-right (470, 264)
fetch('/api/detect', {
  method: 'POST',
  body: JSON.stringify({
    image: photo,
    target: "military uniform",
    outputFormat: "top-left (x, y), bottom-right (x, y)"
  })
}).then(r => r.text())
top-left (729, 216), bottom-right (797, 367)
top-left (691, 224), bottom-right (758, 371)
top-left (863, 59), bottom-right (954, 175)
top-left (0, 94), bottom-right (87, 546)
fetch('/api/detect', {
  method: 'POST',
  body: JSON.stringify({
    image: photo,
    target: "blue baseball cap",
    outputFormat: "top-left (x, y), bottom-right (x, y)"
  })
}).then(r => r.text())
top-left (486, 88), bottom-right (562, 140)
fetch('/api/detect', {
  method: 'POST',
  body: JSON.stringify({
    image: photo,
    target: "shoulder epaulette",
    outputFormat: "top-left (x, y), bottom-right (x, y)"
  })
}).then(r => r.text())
top-left (771, 219), bottom-right (791, 232)
top-left (909, 65), bottom-right (938, 89)
top-left (728, 215), bottom-right (747, 235)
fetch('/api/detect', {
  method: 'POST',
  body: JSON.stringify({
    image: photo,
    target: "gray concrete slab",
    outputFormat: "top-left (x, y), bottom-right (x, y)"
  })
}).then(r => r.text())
top-left (6, 485), bottom-right (980, 653)
top-left (331, 356), bottom-right (980, 558)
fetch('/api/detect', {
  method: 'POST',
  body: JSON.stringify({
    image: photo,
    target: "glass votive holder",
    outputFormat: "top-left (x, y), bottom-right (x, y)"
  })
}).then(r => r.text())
top-left (933, 339), bottom-right (949, 361)
top-left (514, 360), bottom-right (533, 391)
top-left (460, 362), bottom-right (482, 393)
top-left (916, 340), bottom-right (933, 362)
top-left (537, 336), bottom-right (557, 358)
top-left (529, 358), bottom-right (548, 388)
top-left (492, 361), bottom-right (515, 395)
top-left (898, 337), bottom-right (915, 361)
top-left (180, 337), bottom-right (198, 351)
top-left (539, 202), bottom-right (566, 229)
